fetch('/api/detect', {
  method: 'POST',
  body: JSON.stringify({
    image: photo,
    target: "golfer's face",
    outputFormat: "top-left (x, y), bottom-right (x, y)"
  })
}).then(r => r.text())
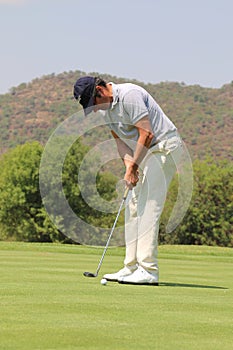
top-left (93, 95), bottom-right (111, 112)
top-left (93, 86), bottom-right (113, 112)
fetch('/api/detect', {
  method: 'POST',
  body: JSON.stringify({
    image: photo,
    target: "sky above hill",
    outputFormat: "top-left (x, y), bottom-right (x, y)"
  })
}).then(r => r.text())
top-left (0, 0), bottom-right (232, 94)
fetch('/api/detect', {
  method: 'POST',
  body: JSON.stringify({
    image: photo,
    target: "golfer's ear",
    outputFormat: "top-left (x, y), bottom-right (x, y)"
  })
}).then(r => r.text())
top-left (95, 86), bottom-right (102, 97)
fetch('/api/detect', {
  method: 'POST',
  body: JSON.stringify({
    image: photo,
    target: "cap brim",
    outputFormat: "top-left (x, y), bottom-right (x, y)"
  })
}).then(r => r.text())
top-left (83, 96), bottom-right (95, 116)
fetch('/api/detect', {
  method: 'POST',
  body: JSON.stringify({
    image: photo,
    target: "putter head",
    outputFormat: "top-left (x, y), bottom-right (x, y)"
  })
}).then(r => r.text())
top-left (83, 271), bottom-right (97, 278)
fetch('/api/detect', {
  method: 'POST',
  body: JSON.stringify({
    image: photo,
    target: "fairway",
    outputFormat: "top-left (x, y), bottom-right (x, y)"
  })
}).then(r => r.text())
top-left (0, 242), bottom-right (232, 350)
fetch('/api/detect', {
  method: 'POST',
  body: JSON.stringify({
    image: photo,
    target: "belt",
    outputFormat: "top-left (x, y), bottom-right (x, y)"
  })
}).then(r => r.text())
top-left (150, 130), bottom-right (178, 148)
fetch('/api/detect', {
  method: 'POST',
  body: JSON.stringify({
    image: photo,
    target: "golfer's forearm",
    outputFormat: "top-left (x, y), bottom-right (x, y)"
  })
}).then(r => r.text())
top-left (127, 115), bottom-right (154, 169)
top-left (111, 130), bottom-right (133, 162)
top-left (111, 128), bottom-right (153, 170)
top-left (117, 138), bottom-right (133, 160)
top-left (128, 132), bottom-right (153, 170)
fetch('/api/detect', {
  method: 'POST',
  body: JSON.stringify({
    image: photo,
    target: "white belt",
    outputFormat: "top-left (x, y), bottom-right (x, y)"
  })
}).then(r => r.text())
top-left (150, 130), bottom-right (179, 148)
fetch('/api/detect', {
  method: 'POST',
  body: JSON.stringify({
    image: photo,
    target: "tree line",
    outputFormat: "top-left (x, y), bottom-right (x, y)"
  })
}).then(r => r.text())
top-left (0, 141), bottom-right (232, 247)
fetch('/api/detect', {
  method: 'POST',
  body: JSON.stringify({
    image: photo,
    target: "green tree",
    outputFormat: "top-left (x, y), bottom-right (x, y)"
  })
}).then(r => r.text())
top-left (0, 139), bottom-right (121, 244)
top-left (160, 158), bottom-right (233, 247)
top-left (40, 136), bottom-right (121, 245)
top-left (0, 142), bottom-right (60, 242)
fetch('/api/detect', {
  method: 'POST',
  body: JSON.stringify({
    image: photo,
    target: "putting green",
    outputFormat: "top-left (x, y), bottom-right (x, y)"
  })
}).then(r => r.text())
top-left (0, 242), bottom-right (232, 350)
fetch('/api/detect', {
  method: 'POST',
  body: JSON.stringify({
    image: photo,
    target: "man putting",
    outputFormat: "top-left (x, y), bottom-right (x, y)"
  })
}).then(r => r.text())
top-left (73, 76), bottom-right (183, 285)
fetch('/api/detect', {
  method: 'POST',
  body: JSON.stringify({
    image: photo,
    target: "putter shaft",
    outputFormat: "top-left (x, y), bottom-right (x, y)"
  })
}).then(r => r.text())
top-left (84, 187), bottom-right (130, 277)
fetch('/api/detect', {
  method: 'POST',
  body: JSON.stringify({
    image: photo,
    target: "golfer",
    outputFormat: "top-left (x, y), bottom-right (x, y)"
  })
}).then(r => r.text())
top-left (73, 76), bottom-right (183, 285)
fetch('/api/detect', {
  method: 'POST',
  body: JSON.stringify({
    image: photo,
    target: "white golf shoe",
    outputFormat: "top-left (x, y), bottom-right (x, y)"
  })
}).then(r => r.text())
top-left (103, 266), bottom-right (137, 282)
top-left (118, 266), bottom-right (159, 285)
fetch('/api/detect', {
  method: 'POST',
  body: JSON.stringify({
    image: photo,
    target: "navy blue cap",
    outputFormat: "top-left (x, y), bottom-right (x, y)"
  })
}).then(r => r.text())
top-left (73, 76), bottom-right (96, 115)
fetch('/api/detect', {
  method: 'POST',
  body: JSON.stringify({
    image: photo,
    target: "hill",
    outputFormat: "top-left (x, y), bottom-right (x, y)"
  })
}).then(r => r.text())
top-left (0, 70), bottom-right (232, 160)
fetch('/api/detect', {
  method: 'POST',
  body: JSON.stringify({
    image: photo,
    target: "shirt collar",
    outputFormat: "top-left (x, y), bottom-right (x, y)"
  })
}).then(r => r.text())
top-left (110, 82), bottom-right (119, 109)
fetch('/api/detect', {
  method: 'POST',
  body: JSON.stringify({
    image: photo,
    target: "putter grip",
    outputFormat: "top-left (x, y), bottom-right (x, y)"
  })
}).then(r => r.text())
top-left (123, 187), bottom-right (130, 200)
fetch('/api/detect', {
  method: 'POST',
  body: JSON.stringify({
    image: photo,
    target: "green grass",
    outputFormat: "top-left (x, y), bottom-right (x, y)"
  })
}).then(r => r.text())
top-left (0, 242), bottom-right (232, 350)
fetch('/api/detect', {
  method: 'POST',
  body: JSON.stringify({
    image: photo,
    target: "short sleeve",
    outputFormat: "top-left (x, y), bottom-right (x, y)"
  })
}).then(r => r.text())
top-left (122, 90), bottom-right (148, 125)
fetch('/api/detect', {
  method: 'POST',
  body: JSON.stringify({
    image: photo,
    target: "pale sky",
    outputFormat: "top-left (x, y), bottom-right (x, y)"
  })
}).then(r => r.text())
top-left (0, 0), bottom-right (232, 94)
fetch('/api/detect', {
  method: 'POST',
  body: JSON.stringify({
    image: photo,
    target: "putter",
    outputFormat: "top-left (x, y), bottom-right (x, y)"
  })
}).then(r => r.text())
top-left (83, 187), bottom-right (130, 278)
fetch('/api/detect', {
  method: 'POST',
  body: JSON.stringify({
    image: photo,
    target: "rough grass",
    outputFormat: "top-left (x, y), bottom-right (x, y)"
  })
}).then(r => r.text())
top-left (0, 242), bottom-right (232, 350)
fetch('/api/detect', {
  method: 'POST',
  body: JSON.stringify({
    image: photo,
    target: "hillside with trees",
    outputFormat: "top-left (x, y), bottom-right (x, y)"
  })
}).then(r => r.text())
top-left (0, 141), bottom-right (232, 246)
top-left (0, 71), bottom-right (232, 247)
top-left (0, 70), bottom-right (232, 160)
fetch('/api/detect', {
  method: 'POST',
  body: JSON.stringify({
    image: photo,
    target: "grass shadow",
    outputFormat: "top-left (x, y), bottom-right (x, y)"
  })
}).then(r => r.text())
top-left (160, 282), bottom-right (228, 290)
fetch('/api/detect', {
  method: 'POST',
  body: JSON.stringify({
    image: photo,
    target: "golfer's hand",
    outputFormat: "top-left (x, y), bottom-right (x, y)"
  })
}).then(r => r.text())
top-left (124, 167), bottom-right (139, 188)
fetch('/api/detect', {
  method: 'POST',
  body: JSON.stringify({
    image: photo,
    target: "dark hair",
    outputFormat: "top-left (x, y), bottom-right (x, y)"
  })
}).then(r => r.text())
top-left (93, 77), bottom-right (107, 98)
top-left (95, 77), bottom-right (107, 87)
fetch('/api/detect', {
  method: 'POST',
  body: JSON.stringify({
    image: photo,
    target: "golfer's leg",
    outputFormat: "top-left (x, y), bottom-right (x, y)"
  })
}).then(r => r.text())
top-left (124, 183), bottom-right (141, 270)
top-left (137, 152), bottom-right (176, 275)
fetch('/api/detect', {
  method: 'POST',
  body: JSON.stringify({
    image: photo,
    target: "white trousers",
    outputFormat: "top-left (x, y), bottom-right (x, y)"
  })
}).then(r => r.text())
top-left (124, 133), bottom-right (183, 274)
